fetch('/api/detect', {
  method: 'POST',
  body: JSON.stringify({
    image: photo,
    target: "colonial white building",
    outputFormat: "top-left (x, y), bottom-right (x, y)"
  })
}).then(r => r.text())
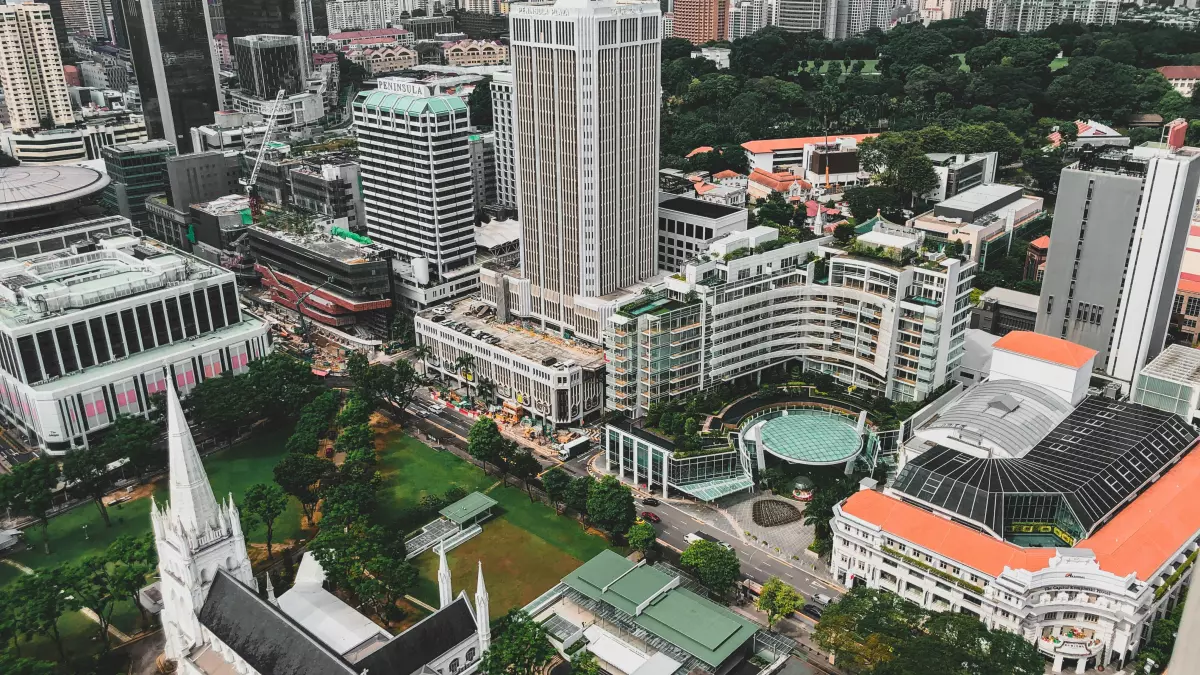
top-left (832, 332), bottom-right (1200, 673)
top-left (154, 384), bottom-right (493, 675)
top-left (0, 219), bottom-right (270, 454)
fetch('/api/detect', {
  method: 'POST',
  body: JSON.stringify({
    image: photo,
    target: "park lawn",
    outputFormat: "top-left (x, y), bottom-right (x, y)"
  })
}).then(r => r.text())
top-left (1050, 57), bottom-right (1070, 71)
top-left (375, 429), bottom-right (493, 522)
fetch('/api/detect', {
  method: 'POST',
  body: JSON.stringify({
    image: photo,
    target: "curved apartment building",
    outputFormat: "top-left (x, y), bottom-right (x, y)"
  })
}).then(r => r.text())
top-left (606, 224), bottom-right (974, 417)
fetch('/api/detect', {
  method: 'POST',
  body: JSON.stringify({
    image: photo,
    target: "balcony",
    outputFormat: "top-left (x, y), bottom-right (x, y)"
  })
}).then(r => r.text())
top-left (1037, 630), bottom-right (1103, 660)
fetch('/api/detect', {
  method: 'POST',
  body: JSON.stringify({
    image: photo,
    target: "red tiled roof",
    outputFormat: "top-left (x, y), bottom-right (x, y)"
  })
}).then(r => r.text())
top-left (1029, 235), bottom-right (1050, 250)
top-left (712, 169), bottom-right (742, 180)
top-left (695, 182), bottom-right (718, 194)
top-left (1159, 66), bottom-right (1200, 80)
top-left (742, 133), bottom-right (878, 155)
top-left (748, 168), bottom-right (811, 192)
top-left (841, 490), bottom-right (1056, 577)
top-left (993, 331), bottom-right (1096, 368)
top-left (687, 146), bottom-right (714, 158)
top-left (1179, 278), bottom-right (1200, 295)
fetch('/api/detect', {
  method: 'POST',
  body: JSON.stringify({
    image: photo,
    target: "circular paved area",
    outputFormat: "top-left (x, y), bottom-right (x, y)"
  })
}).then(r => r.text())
top-left (0, 165), bottom-right (110, 217)
top-left (759, 412), bottom-right (861, 465)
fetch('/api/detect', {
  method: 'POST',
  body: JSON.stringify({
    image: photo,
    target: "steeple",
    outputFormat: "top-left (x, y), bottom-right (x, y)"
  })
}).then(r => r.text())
top-left (438, 542), bottom-right (453, 608)
top-left (265, 573), bottom-right (278, 607)
top-left (475, 561), bottom-right (490, 654)
top-left (166, 383), bottom-right (221, 535)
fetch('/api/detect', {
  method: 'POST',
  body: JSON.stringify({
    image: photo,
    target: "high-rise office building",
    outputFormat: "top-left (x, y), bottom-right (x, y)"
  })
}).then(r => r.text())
top-left (118, 0), bottom-right (221, 148)
top-left (1036, 138), bottom-right (1200, 387)
top-left (503, 0), bottom-right (661, 340)
top-left (325, 0), bottom-right (391, 32)
top-left (727, 0), bottom-right (776, 40)
top-left (62, 0), bottom-right (107, 38)
top-left (100, 139), bottom-right (177, 226)
top-left (232, 34), bottom-right (306, 98)
top-left (221, 0), bottom-right (298, 42)
top-left (0, 2), bottom-right (74, 132)
top-left (672, 0), bottom-right (727, 44)
top-left (987, 0), bottom-right (1118, 33)
top-left (468, 132), bottom-right (496, 214)
top-left (353, 88), bottom-right (477, 309)
top-left (776, 0), bottom-right (823, 34)
top-left (489, 69), bottom-right (516, 210)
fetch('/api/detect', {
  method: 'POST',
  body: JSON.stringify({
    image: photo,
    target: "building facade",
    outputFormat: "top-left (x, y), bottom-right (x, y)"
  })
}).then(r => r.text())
top-left (0, 2), bottom-right (74, 132)
top-left (775, 0), bottom-right (823, 35)
top-left (672, 0), bottom-right (728, 44)
top-left (468, 132), bottom-right (497, 215)
top-left (1, 116), bottom-right (149, 164)
top-left (727, 0), bottom-right (777, 40)
top-left (502, 0), bottom-right (661, 340)
top-left (443, 40), bottom-right (508, 66)
top-left (165, 150), bottom-right (242, 212)
top-left (100, 140), bottom-right (177, 227)
top-left (987, 0), bottom-right (1119, 32)
top-left (488, 69), bottom-right (517, 211)
top-left (1035, 142), bottom-right (1200, 387)
top-left (326, 0), bottom-right (393, 32)
top-left (0, 219), bottom-right (270, 453)
top-left (118, 0), bottom-right (221, 148)
top-left (655, 194), bottom-right (747, 273)
top-left (353, 90), bottom-right (478, 310)
top-left (232, 34), bottom-right (307, 99)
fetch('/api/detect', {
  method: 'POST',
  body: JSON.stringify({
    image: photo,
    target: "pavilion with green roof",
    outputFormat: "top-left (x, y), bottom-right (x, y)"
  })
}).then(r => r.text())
top-left (439, 491), bottom-right (498, 527)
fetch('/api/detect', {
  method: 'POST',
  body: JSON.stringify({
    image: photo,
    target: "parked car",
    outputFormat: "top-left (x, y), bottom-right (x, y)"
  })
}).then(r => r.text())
top-left (799, 604), bottom-right (823, 620)
top-left (685, 531), bottom-right (733, 549)
top-left (640, 511), bottom-right (661, 523)
top-left (642, 497), bottom-right (661, 507)
top-left (813, 593), bottom-right (834, 607)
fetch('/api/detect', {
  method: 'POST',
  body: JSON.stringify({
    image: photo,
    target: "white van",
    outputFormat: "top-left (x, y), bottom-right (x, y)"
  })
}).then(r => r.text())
top-left (685, 531), bottom-right (733, 550)
top-left (813, 593), bottom-right (834, 607)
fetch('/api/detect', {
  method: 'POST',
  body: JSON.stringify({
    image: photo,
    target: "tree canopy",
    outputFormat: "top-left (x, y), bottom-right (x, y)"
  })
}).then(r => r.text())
top-left (680, 539), bottom-right (741, 596)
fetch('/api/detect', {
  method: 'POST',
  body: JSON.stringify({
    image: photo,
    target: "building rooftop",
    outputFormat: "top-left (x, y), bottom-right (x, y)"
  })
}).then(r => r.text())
top-left (923, 379), bottom-right (1073, 458)
top-left (103, 139), bottom-right (175, 156)
top-left (741, 133), bottom-right (877, 155)
top-left (934, 183), bottom-right (1023, 215)
top-left (193, 194), bottom-right (252, 218)
top-left (1158, 65), bottom-right (1200, 79)
top-left (249, 226), bottom-right (387, 265)
top-left (1029, 235), bottom-right (1050, 250)
top-left (563, 550), bottom-right (758, 669)
top-left (438, 491), bottom-right (497, 525)
top-left (1139, 344), bottom-right (1200, 385)
top-left (993, 331), bottom-right (1097, 368)
top-left (658, 195), bottom-right (742, 220)
top-left (353, 90), bottom-right (467, 115)
top-left (893, 396), bottom-right (1198, 541)
top-left (329, 28), bottom-right (410, 40)
top-left (0, 166), bottom-right (110, 216)
top-left (423, 299), bottom-right (606, 370)
top-left (981, 287), bottom-right (1040, 313)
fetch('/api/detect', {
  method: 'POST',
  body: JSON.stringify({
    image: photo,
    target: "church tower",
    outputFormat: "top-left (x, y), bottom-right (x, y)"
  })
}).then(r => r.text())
top-left (151, 385), bottom-right (254, 661)
top-left (476, 561), bottom-right (491, 654)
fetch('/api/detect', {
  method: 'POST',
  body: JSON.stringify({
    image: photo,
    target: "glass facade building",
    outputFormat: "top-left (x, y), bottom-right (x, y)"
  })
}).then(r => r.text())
top-left (118, 0), bottom-right (221, 148)
top-left (232, 34), bottom-right (305, 98)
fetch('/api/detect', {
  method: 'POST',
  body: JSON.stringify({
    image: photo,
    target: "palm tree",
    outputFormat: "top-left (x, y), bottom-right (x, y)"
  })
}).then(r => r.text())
top-left (452, 354), bottom-right (476, 395)
top-left (412, 343), bottom-right (433, 375)
top-left (475, 378), bottom-right (496, 407)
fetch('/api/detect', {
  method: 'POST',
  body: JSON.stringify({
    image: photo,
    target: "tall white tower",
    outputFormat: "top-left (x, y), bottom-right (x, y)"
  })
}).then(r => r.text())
top-left (151, 385), bottom-right (253, 661)
top-left (508, 0), bottom-right (662, 336)
top-left (475, 561), bottom-right (491, 654)
top-left (0, 3), bottom-right (75, 131)
top-left (438, 542), bottom-right (454, 609)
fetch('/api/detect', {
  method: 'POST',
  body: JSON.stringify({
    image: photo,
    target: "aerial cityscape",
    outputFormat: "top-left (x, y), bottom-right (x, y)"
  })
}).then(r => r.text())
top-left (3, 0), bottom-right (1200, 674)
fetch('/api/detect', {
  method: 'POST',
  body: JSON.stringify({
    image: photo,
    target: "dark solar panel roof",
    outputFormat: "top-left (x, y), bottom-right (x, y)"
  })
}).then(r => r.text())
top-left (354, 596), bottom-right (476, 675)
top-left (892, 397), bottom-right (1198, 538)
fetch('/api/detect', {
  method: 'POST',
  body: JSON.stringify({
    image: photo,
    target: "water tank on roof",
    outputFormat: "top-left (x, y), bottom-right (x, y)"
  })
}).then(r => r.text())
top-left (412, 257), bottom-right (430, 285)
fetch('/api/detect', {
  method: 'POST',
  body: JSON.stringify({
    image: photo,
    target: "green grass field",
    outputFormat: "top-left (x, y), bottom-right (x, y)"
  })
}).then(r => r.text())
top-left (953, 53), bottom-right (1070, 72)
top-left (375, 425), bottom-right (614, 616)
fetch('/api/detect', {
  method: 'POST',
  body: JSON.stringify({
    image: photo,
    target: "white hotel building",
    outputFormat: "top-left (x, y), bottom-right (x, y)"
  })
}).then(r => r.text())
top-left (0, 219), bottom-right (269, 454)
top-left (832, 332), bottom-right (1200, 672)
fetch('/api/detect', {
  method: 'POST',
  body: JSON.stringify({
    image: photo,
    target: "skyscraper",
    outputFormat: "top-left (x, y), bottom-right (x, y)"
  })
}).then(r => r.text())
top-left (221, 0), bottom-right (298, 41)
top-left (506, 0), bottom-right (661, 339)
top-left (232, 34), bottom-right (306, 98)
top-left (489, 69), bottom-right (516, 210)
top-left (353, 87), bottom-right (477, 309)
top-left (672, 0), bottom-right (727, 44)
top-left (118, 0), bottom-right (221, 148)
top-left (776, 0), bottom-right (824, 34)
top-left (0, 2), bottom-right (74, 132)
top-left (1036, 136), bottom-right (1200, 386)
top-left (62, 0), bottom-right (107, 38)
top-left (727, 0), bottom-right (776, 41)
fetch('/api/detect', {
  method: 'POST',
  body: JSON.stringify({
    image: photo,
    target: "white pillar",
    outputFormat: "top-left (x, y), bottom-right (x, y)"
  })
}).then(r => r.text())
top-left (475, 562), bottom-right (491, 654)
top-left (1052, 654), bottom-right (1064, 673)
top-left (437, 543), bottom-right (453, 609)
top-left (1074, 656), bottom-right (1086, 674)
top-left (662, 450), bottom-right (669, 498)
top-left (619, 436), bottom-right (625, 478)
top-left (632, 443), bottom-right (639, 487)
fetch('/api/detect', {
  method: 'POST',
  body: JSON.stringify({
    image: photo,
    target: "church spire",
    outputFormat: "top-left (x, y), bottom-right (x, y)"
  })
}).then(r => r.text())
top-left (438, 542), bottom-right (453, 608)
top-left (166, 383), bottom-right (221, 535)
top-left (476, 561), bottom-right (490, 654)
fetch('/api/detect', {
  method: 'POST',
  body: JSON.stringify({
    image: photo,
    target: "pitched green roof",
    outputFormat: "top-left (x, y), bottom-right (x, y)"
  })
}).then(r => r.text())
top-left (563, 550), bottom-right (757, 669)
top-left (439, 491), bottom-right (497, 525)
top-left (353, 90), bottom-right (467, 116)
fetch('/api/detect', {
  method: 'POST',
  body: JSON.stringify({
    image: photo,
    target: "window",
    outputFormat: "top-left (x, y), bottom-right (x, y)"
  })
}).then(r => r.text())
top-left (136, 304), bottom-right (156, 349)
top-left (114, 377), bottom-right (139, 415)
top-left (174, 359), bottom-right (197, 395)
top-left (229, 343), bottom-right (250, 374)
top-left (17, 335), bottom-right (41, 383)
top-left (179, 293), bottom-right (198, 337)
top-left (1084, 613), bottom-right (1099, 623)
top-left (449, 659), bottom-right (461, 674)
top-left (202, 351), bottom-right (223, 379)
top-left (1062, 611), bottom-right (1077, 620)
top-left (144, 368), bottom-right (168, 396)
top-left (73, 322), bottom-right (94, 368)
top-left (120, 309), bottom-right (140, 355)
top-left (207, 286), bottom-right (226, 330)
top-left (193, 290), bottom-right (211, 333)
top-left (150, 301), bottom-right (170, 345)
top-left (80, 387), bottom-right (109, 428)
top-left (35, 331), bottom-right (60, 378)
top-left (1186, 296), bottom-right (1200, 316)
top-left (466, 649), bottom-right (476, 663)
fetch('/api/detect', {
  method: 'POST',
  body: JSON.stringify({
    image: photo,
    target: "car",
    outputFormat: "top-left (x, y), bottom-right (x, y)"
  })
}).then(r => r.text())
top-left (640, 511), bottom-right (661, 523)
top-left (642, 497), bottom-right (660, 506)
top-left (799, 604), bottom-right (823, 620)
top-left (813, 593), bottom-right (834, 607)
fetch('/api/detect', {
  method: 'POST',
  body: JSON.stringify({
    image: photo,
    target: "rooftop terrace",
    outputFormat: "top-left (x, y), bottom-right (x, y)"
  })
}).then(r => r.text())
top-left (422, 299), bottom-right (606, 370)
top-left (249, 226), bottom-right (386, 265)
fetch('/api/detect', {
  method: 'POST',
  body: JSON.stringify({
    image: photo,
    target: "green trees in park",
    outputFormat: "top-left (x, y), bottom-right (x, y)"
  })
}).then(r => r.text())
top-left (242, 483), bottom-right (289, 559)
top-left (757, 577), bottom-right (802, 628)
top-left (586, 475), bottom-right (636, 538)
top-left (479, 610), bottom-right (557, 675)
top-left (186, 352), bottom-right (324, 437)
top-left (9, 569), bottom-right (75, 660)
top-left (626, 521), bottom-right (658, 556)
top-left (346, 352), bottom-right (425, 412)
top-left (0, 459), bottom-right (58, 553)
top-left (98, 414), bottom-right (160, 482)
top-left (541, 467), bottom-right (571, 513)
top-left (815, 587), bottom-right (1043, 675)
top-left (274, 453), bottom-right (335, 525)
top-left (681, 539), bottom-right (741, 597)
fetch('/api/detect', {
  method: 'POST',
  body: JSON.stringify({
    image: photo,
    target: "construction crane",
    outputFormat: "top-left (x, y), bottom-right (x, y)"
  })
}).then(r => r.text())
top-left (241, 87), bottom-right (288, 220)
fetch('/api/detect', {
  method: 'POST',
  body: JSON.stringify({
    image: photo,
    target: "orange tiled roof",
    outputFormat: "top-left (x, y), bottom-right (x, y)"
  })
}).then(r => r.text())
top-left (742, 133), bottom-right (878, 155)
top-left (1178, 278), bottom-right (1200, 295)
top-left (748, 168), bottom-right (811, 192)
top-left (841, 490), bottom-right (1055, 577)
top-left (992, 331), bottom-right (1096, 368)
top-left (1029, 235), bottom-right (1050, 249)
top-left (712, 169), bottom-right (742, 180)
top-left (1159, 66), bottom-right (1200, 80)
top-left (687, 146), bottom-right (714, 158)
top-left (1077, 443), bottom-right (1200, 580)
top-left (695, 182), bottom-right (718, 194)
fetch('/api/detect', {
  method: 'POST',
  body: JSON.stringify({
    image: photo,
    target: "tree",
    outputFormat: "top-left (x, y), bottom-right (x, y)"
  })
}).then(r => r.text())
top-left (479, 610), bottom-right (557, 675)
top-left (509, 448), bottom-right (542, 502)
top-left (242, 483), bottom-right (289, 559)
top-left (587, 475), bottom-right (635, 537)
top-left (66, 555), bottom-right (123, 651)
top-left (803, 476), bottom-right (856, 556)
top-left (99, 414), bottom-right (161, 481)
top-left (62, 447), bottom-right (116, 527)
top-left (570, 650), bottom-right (602, 675)
top-left (337, 393), bottom-right (374, 428)
top-left (187, 374), bottom-right (254, 438)
top-left (542, 467), bottom-right (571, 513)
top-left (757, 577), bottom-right (802, 628)
top-left (12, 569), bottom-right (76, 660)
top-left (0, 655), bottom-right (55, 675)
top-left (105, 534), bottom-right (156, 629)
top-left (626, 521), bottom-right (657, 556)
top-left (309, 520), bottom-right (407, 592)
top-left (468, 76), bottom-right (494, 130)
top-left (275, 453), bottom-right (334, 525)
top-left (0, 459), bottom-right (58, 554)
top-left (467, 417), bottom-right (504, 471)
top-left (680, 539), bottom-right (740, 596)
top-left (565, 476), bottom-right (593, 517)
top-left (335, 423), bottom-right (376, 455)
top-left (355, 555), bottom-right (419, 622)
top-left (833, 223), bottom-right (855, 244)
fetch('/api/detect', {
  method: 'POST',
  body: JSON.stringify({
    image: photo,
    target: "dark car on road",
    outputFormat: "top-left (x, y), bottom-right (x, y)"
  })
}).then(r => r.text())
top-left (640, 511), bottom-right (661, 523)
top-left (799, 604), bottom-right (823, 621)
top-left (642, 497), bottom-right (660, 506)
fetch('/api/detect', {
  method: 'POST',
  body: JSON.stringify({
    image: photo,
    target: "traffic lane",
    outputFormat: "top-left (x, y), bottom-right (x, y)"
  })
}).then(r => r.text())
top-left (646, 498), bottom-right (842, 601)
top-left (562, 446), bottom-right (603, 475)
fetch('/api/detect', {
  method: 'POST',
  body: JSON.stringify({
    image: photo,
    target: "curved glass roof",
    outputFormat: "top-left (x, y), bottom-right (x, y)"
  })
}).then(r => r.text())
top-left (924, 379), bottom-right (1073, 458)
top-left (758, 411), bottom-right (862, 465)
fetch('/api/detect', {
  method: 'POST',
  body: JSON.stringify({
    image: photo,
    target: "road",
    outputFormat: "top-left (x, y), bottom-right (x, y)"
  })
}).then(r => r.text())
top-left (405, 391), bottom-right (842, 601)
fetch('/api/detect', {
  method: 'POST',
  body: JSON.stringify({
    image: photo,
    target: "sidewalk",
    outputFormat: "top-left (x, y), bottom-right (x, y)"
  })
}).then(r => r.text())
top-left (728, 602), bottom-right (839, 672)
